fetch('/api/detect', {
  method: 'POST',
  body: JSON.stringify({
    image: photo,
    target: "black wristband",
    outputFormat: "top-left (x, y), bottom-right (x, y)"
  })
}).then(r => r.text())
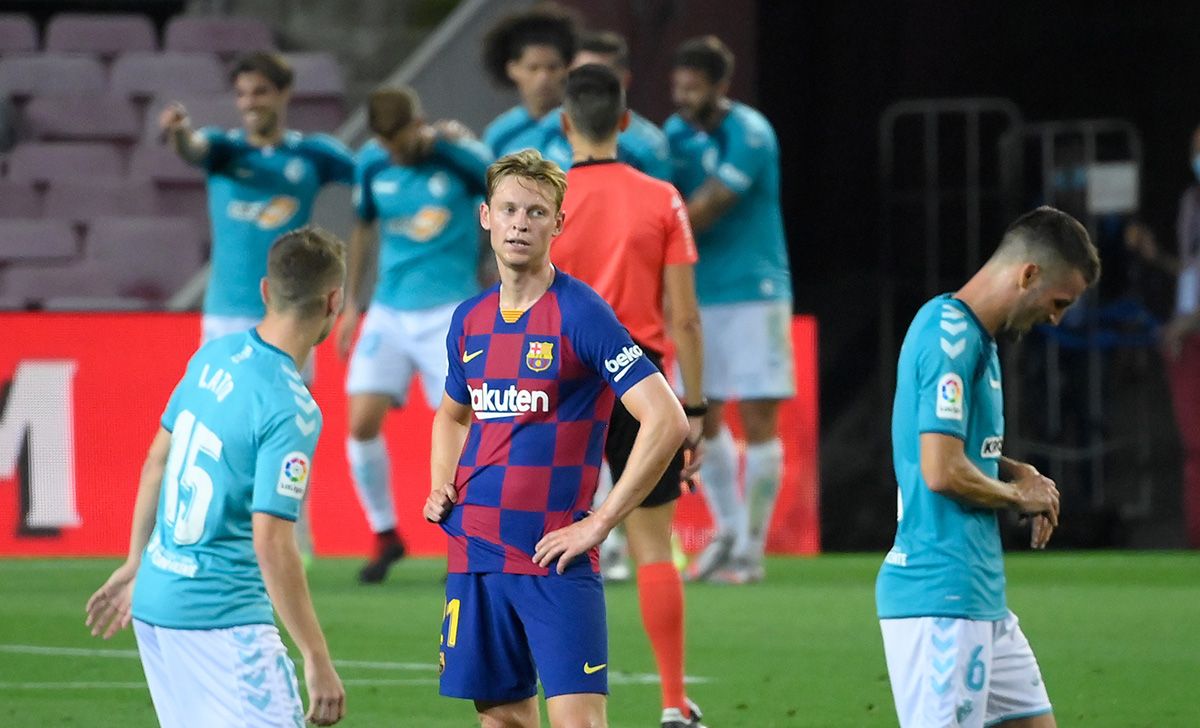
top-left (683, 401), bottom-right (709, 417)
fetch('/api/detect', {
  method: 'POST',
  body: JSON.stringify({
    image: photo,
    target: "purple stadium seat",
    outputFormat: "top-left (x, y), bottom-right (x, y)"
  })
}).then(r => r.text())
top-left (85, 215), bottom-right (206, 300)
top-left (6, 142), bottom-right (125, 183)
top-left (164, 16), bottom-right (273, 57)
top-left (109, 51), bottom-right (226, 100)
top-left (129, 143), bottom-right (209, 226)
top-left (284, 52), bottom-right (345, 99)
top-left (129, 142), bottom-right (205, 184)
top-left (0, 14), bottom-right (36, 54)
top-left (0, 54), bottom-right (107, 98)
top-left (23, 95), bottom-right (141, 143)
top-left (0, 260), bottom-right (126, 306)
top-left (288, 99), bottom-right (346, 133)
top-left (142, 93), bottom-right (241, 144)
top-left (45, 13), bottom-right (157, 57)
top-left (44, 176), bottom-right (160, 224)
top-left (0, 179), bottom-right (41, 217)
top-left (0, 218), bottom-right (78, 261)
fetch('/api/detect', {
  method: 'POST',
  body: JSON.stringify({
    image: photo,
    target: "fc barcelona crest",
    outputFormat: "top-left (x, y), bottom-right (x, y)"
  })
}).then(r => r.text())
top-left (525, 341), bottom-right (554, 372)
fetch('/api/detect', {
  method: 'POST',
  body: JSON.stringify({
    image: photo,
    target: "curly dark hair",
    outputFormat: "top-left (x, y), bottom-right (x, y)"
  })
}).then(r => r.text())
top-left (481, 3), bottom-right (580, 88)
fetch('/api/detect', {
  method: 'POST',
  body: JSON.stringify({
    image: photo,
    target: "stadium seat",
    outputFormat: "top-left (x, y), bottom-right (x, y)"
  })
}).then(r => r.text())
top-left (44, 176), bottom-right (160, 225)
top-left (6, 142), bottom-right (125, 183)
top-left (284, 52), bottom-right (346, 100)
top-left (0, 54), bottom-right (107, 98)
top-left (289, 99), bottom-right (346, 133)
top-left (129, 143), bottom-right (209, 226)
top-left (85, 215), bottom-right (206, 301)
top-left (0, 218), bottom-right (78, 262)
top-left (45, 13), bottom-right (157, 57)
top-left (23, 94), bottom-right (141, 143)
top-left (110, 51), bottom-right (226, 100)
top-left (0, 14), bottom-right (36, 54)
top-left (0, 259), bottom-right (127, 307)
top-left (0, 179), bottom-right (41, 217)
top-left (164, 16), bottom-right (273, 57)
top-left (142, 93), bottom-right (241, 144)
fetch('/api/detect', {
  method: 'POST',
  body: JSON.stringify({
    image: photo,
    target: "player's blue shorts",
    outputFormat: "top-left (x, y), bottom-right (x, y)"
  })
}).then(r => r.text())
top-left (439, 571), bottom-right (608, 702)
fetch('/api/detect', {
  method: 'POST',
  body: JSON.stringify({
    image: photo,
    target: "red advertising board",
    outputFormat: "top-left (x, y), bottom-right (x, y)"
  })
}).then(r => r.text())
top-left (0, 313), bottom-right (819, 557)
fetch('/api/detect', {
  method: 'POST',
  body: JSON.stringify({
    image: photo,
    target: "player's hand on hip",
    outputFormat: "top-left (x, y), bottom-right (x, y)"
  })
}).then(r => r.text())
top-left (334, 306), bottom-right (359, 360)
top-left (303, 657), bottom-right (346, 726)
top-left (423, 482), bottom-right (457, 523)
top-left (1014, 469), bottom-right (1060, 527)
top-left (85, 562), bottom-right (137, 639)
top-left (1030, 513), bottom-right (1055, 550)
top-left (534, 516), bottom-right (609, 574)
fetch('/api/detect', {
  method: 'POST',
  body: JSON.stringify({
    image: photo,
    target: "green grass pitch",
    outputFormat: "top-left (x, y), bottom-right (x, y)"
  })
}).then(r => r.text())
top-left (0, 552), bottom-right (1195, 726)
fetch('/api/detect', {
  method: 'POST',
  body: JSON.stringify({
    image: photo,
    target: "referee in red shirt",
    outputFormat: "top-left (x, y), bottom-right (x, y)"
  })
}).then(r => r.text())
top-left (552, 63), bottom-right (707, 728)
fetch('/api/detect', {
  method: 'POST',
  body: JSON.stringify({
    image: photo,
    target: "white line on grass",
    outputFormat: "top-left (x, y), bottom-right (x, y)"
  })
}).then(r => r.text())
top-left (0, 644), bottom-right (712, 685)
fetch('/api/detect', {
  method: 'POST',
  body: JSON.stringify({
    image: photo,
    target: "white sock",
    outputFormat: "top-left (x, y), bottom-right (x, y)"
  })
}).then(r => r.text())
top-left (737, 438), bottom-right (783, 561)
top-left (347, 435), bottom-right (395, 533)
top-left (699, 426), bottom-right (744, 539)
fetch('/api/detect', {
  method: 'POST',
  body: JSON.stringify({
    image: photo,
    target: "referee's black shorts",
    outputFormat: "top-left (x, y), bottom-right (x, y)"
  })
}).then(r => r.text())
top-left (604, 346), bottom-right (685, 508)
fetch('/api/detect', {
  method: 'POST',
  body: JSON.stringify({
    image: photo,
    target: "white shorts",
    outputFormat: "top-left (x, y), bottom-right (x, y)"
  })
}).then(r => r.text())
top-left (345, 301), bottom-right (456, 407)
top-left (201, 313), bottom-right (315, 382)
top-left (697, 299), bottom-right (795, 400)
top-left (880, 611), bottom-right (1052, 728)
top-left (134, 619), bottom-right (304, 728)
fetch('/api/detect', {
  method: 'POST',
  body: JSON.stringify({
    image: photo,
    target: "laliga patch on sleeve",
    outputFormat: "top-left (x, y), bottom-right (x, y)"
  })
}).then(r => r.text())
top-left (935, 373), bottom-right (964, 421)
top-left (277, 451), bottom-right (311, 500)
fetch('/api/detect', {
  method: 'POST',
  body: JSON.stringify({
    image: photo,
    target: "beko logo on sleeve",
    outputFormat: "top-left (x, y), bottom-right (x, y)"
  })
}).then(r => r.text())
top-left (604, 345), bottom-right (644, 382)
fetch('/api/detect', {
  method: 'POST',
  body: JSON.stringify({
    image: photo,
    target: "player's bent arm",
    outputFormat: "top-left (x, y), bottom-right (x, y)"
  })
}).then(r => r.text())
top-left (920, 432), bottom-right (1021, 510)
top-left (168, 126), bottom-right (210, 165)
top-left (253, 512), bottom-right (345, 725)
top-left (686, 177), bottom-right (740, 232)
top-left (592, 374), bottom-right (690, 529)
top-left (84, 427), bottom-right (173, 638)
top-left (126, 427), bottom-right (173, 563)
top-left (426, 395), bottom-right (472, 521)
top-left (664, 263), bottom-right (705, 411)
top-left (344, 221), bottom-right (377, 312)
top-left (998, 455), bottom-right (1037, 482)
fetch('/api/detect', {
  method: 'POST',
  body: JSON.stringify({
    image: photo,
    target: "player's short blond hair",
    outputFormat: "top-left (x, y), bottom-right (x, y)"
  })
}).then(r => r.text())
top-left (485, 149), bottom-right (568, 212)
top-left (266, 226), bottom-right (346, 317)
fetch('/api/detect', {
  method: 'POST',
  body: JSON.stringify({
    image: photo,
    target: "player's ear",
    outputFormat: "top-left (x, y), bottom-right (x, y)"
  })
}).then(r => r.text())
top-left (1017, 263), bottom-right (1040, 291)
top-left (329, 286), bottom-right (345, 317)
top-left (560, 110), bottom-right (572, 136)
top-left (260, 278), bottom-right (270, 307)
top-left (479, 201), bottom-right (492, 230)
top-left (618, 110), bottom-right (631, 133)
top-left (553, 209), bottom-right (565, 235)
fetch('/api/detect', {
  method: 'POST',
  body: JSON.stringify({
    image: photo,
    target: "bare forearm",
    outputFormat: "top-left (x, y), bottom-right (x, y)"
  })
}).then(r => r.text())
top-left (257, 530), bottom-right (330, 661)
top-left (686, 179), bottom-right (738, 232)
top-left (430, 409), bottom-right (469, 490)
top-left (931, 458), bottom-right (1020, 510)
top-left (593, 412), bottom-right (686, 528)
top-left (170, 127), bottom-right (206, 164)
top-left (345, 223), bottom-right (375, 306)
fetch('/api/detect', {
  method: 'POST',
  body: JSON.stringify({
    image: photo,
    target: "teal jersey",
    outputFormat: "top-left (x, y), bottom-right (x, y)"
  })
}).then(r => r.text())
top-left (484, 105), bottom-right (670, 180)
top-left (196, 127), bottom-right (355, 318)
top-left (665, 102), bottom-right (791, 305)
top-left (132, 329), bottom-right (322, 630)
top-left (353, 137), bottom-right (491, 311)
top-left (618, 110), bottom-right (672, 182)
top-left (483, 105), bottom-right (572, 170)
top-left (876, 294), bottom-right (1007, 621)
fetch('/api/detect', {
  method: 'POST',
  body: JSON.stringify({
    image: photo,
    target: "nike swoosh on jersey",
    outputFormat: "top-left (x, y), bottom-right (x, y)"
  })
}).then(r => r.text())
top-left (583, 662), bottom-right (607, 675)
top-left (463, 350), bottom-right (484, 363)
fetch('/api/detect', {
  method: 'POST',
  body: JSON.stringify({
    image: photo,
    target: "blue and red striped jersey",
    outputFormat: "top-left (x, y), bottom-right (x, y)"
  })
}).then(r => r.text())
top-left (441, 271), bottom-right (658, 576)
